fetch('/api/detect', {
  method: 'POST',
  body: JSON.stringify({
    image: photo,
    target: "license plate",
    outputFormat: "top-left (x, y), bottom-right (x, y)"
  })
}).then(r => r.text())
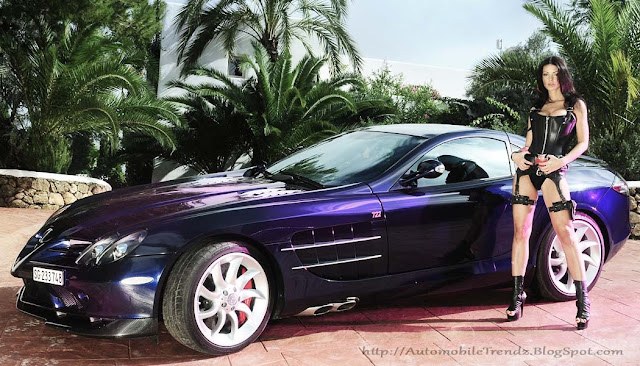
top-left (32, 267), bottom-right (65, 286)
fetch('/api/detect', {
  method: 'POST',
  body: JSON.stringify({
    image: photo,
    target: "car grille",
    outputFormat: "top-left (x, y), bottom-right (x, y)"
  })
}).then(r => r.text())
top-left (46, 239), bottom-right (92, 257)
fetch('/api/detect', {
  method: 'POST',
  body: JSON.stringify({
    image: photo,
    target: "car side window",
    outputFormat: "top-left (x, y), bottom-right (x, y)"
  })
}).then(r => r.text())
top-left (408, 137), bottom-right (512, 188)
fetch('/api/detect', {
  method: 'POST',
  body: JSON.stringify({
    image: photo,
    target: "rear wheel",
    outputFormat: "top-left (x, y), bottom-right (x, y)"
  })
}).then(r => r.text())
top-left (535, 212), bottom-right (605, 301)
top-left (162, 241), bottom-right (273, 355)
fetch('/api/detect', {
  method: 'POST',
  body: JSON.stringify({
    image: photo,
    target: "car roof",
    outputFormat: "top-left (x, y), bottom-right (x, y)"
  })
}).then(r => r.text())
top-left (362, 123), bottom-right (478, 138)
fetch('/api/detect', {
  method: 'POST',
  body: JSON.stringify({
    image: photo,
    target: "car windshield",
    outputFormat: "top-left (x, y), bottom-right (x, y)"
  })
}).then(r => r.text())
top-left (267, 130), bottom-right (425, 187)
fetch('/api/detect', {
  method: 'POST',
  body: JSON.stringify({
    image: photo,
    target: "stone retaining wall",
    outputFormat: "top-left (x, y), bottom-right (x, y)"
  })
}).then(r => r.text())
top-left (627, 184), bottom-right (640, 239)
top-left (0, 169), bottom-right (111, 210)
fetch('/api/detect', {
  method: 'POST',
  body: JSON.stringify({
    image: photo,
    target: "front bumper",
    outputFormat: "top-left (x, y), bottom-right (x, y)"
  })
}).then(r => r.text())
top-left (16, 285), bottom-right (157, 337)
top-left (11, 252), bottom-right (173, 338)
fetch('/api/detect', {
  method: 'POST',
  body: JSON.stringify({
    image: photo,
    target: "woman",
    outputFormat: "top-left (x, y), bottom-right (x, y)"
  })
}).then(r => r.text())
top-left (508, 56), bottom-right (590, 329)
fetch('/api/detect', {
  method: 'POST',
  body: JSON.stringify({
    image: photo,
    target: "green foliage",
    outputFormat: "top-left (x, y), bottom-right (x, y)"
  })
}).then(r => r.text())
top-left (68, 134), bottom-right (99, 175)
top-left (357, 66), bottom-right (446, 125)
top-left (21, 130), bottom-right (73, 174)
top-left (175, 0), bottom-right (362, 73)
top-left (590, 127), bottom-right (640, 180)
top-left (523, 0), bottom-right (640, 137)
top-left (165, 96), bottom-right (252, 173)
top-left (470, 0), bottom-right (640, 177)
top-left (468, 31), bottom-right (552, 115)
top-left (0, 19), bottom-right (181, 174)
top-left (0, 0), bottom-right (169, 181)
top-left (170, 43), bottom-right (385, 166)
top-left (471, 98), bottom-right (524, 134)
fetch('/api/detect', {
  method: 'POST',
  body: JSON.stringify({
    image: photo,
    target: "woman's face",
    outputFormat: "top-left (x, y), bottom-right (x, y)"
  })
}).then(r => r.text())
top-left (542, 64), bottom-right (560, 93)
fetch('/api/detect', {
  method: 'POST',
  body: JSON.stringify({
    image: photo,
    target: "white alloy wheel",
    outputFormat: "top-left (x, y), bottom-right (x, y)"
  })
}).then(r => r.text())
top-left (194, 252), bottom-right (269, 347)
top-left (536, 212), bottom-right (605, 301)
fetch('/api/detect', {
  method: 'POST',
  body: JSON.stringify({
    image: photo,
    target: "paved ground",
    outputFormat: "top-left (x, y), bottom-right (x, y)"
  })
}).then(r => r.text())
top-left (1, 207), bottom-right (639, 365)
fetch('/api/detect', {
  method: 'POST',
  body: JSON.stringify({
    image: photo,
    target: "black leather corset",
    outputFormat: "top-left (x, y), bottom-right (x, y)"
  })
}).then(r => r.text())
top-left (529, 109), bottom-right (577, 156)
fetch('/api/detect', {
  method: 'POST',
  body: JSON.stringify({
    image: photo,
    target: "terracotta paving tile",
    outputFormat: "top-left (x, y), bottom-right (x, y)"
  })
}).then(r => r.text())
top-left (357, 304), bottom-right (436, 324)
top-left (227, 342), bottom-right (286, 366)
top-left (1, 207), bottom-right (640, 363)
top-left (116, 357), bottom-right (230, 365)
top-left (0, 336), bottom-right (130, 360)
top-left (128, 331), bottom-right (205, 359)
top-left (280, 346), bottom-right (373, 366)
top-left (56, 361), bottom-right (118, 366)
top-left (351, 323), bottom-right (449, 347)
top-left (260, 328), bottom-right (367, 354)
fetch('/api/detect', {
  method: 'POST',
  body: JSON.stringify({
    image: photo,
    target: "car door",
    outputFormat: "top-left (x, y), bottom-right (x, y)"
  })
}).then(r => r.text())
top-left (377, 136), bottom-right (515, 274)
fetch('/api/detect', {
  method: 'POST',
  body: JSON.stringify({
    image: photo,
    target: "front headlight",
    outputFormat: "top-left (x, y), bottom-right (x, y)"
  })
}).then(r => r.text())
top-left (76, 230), bottom-right (147, 266)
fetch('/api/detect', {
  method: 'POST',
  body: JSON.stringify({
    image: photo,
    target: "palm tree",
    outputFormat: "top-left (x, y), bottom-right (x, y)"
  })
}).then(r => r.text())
top-left (174, 0), bottom-right (362, 73)
top-left (169, 43), bottom-right (388, 165)
top-left (523, 0), bottom-right (640, 137)
top-left (470, 0), bottom-right (640, 178)
top-left (0, 21), bottom-right (182, 173)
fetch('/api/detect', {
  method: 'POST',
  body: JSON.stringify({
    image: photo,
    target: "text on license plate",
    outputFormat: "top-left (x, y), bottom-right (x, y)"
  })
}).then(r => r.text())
top-left (32, 267), bottom-right (65, 286)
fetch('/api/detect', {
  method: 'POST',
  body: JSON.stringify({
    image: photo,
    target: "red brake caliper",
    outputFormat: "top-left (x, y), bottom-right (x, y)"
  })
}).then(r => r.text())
top-left (237, 266), bottom-right (254, 325)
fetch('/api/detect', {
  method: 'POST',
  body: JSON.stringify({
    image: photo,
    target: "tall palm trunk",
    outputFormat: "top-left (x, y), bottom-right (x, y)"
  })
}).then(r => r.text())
top-left (260, 32), bottom-right (279, 63)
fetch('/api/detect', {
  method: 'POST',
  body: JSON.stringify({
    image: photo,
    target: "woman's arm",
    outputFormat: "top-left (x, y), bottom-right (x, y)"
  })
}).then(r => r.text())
top-left (560, 99), bottom-right (589, 165)
top-left (511, 114), bottom-right (534, 170)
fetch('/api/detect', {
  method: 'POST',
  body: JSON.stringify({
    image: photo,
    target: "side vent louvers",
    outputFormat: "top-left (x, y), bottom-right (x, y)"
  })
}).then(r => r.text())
top-left (284, 222), bottom-right (383, 279)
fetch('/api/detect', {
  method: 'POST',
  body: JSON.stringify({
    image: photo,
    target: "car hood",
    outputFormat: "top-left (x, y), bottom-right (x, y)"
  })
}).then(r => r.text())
top-left (46, 175), bottom-right (307, 240)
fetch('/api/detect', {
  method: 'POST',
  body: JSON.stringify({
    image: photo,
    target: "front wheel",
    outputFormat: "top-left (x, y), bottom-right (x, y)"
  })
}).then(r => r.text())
top-left (162, 241), bottom-right (273, 355)
top-left (535, 212), bottom-right (605, 301)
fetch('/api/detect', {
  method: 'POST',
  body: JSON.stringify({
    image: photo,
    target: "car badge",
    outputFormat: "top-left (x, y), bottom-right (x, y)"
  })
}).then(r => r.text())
top-left (38, 228), bottom-right (54, 245)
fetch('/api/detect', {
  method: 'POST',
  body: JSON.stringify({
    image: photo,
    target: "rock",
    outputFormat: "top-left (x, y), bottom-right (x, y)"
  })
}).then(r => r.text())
top-left (28, 205), bottom-right (41, 209)
top-left (75, 192), bottom-right (85, 199)
top-left (42, 204), bottom-right (60, 210)
top-left (631, 187), bottom-right (637, 196)
top-left (49, 183), bottom-right (57, 193)
top-left (54, 181), bottom-right (71, 193)
top-left (11, 199), bottom-right (29, 208)
top-left (0, 177), bottom-right (7, 185)
top-left (23, 196), bottom-right (33, 204)
top-left (49, 193), bottom-right (65, 206)
top-left (0, 184), bottom-right (13, 197)
top-left (70, 183), bottom-right (78, 194)
top-left (26, 189), bottom-right (36, 196)
top-left (630, 211), bottom-right (640, 224)
top-left (633, 224), bottom-right (640, 237)
top-left (91, 185), bottom-right (103, 194)
top-left (7, 178), bottom-right (16, 187)
top-left (62, 192), bottom-right (77, 205)
top-left (631, 196), bottom-right (637, 211)
top-left (32, 178), bottom-right (50, 192)
top-left (17, 178), bottom-right (30, 189)
top-left (33, 191), bottom-right (49, 204)
top-left (14, 192), bottom-right (24, 200)
top-left (77, 183), bottom-right (89, 194)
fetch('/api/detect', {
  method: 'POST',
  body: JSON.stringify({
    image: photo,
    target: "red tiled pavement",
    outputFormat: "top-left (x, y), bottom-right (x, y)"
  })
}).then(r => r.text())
top-left (1, 207), bottom-right (639, 365)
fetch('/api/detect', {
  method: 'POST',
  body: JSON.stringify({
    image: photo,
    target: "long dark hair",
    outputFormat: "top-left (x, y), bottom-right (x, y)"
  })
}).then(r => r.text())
top-left (534, 56), bottom-right (581, 109)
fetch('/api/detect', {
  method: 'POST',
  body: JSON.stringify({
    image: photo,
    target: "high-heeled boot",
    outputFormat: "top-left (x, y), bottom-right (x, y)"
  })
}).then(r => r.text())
top-left (506, 275), bottom-right (526, 321)
top-left (574, 280), bottom-right (590, 330)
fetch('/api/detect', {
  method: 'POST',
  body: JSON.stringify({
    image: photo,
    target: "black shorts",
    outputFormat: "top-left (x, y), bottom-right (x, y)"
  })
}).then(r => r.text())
top-left (516, 165), bottom-right (568, 190)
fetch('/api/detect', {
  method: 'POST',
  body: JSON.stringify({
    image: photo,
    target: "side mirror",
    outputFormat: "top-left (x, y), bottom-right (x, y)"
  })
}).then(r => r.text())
top-left (399, 159), bottom-right (445, 187)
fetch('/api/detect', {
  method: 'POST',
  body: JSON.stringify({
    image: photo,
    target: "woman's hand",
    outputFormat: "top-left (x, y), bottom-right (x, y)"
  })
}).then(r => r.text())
top-left (537, 155), bottom-right (565, 174)
top-left (512, 151), bottom-right (533, 171)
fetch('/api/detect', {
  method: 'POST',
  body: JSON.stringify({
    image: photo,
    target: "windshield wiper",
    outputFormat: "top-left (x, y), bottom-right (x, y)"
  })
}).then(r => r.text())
top-left (270, 170), bottom-right (325, 189)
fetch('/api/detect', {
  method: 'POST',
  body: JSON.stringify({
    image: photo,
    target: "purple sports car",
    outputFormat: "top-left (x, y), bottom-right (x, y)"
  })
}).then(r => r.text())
top-left (11, 124), bottom-right (630, 354)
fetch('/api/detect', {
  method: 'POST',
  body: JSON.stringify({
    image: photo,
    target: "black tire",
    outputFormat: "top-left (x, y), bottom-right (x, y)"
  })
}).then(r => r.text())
top-left (535, 211), bottom-right (605, 301)
top-left (162, 241), bottom-right (274, 355)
